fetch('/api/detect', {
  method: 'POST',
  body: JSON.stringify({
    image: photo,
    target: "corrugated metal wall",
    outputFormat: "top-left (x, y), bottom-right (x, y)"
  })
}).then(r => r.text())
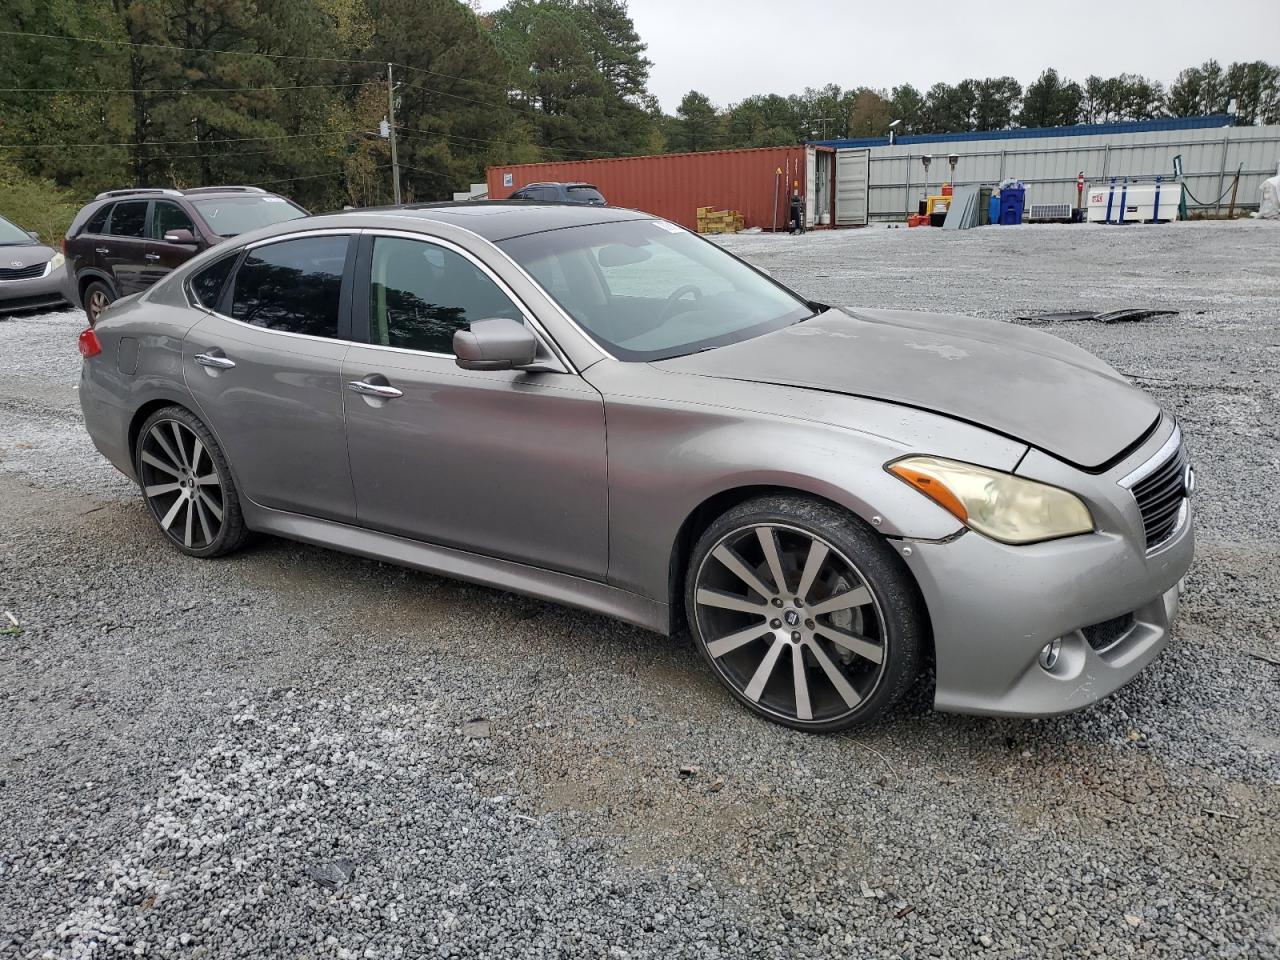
top-left (487, 146), bottom-right (807, 230)
top-left (859, 125), bottom-right (1280, 220)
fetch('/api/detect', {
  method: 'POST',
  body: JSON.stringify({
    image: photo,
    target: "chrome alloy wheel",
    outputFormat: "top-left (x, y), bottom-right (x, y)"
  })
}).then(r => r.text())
top-left (138, 419), bottom-right (226, 550)
top-left (693, 523), bottom-right (889, 725)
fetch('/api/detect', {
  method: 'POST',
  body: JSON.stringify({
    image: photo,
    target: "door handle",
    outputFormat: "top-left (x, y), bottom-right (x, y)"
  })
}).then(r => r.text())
top-left (195, 353), bottom-right (236, 370)
top-left (144, 253), bottom-right (160, 261)
top-left (348, 379), bottom-right (403, 400)
top-left (95, 247), bottom-right (110, 255)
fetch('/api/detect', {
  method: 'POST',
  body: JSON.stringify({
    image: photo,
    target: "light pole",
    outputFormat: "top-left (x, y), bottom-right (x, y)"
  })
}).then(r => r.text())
top-left (888, 118), bottom-right (901, 146)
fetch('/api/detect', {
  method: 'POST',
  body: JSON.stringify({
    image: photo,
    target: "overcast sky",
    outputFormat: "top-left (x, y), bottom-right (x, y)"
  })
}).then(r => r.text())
top-left (478, 0), bottom-right (1275, 112)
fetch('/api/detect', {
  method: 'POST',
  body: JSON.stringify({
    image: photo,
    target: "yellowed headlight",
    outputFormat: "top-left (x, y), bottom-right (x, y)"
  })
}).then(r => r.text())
top-left (888, 456), bottom-right (1094, 544)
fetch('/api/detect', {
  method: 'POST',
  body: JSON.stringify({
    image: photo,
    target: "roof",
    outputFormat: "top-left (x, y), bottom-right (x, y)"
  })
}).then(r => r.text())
top-left (342, 200), bottom-right (652, 241)
top-left (809, 114), bottom-right (1236, 150)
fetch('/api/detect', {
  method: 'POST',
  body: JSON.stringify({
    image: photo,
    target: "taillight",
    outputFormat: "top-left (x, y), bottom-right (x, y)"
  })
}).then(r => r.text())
top-left (61, 235), bottom-right (67, 255)
top-left (78, 328), bottom-right (103, 358)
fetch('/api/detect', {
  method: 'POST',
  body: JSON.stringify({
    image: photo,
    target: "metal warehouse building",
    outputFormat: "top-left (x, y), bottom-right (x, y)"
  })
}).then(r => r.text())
top-left (489, 115), bottom-right (1280, 229)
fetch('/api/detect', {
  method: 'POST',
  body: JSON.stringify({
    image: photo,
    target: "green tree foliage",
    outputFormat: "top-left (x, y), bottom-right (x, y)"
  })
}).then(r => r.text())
top-left (670, 89), bottom-right (719, 152)
top-left (1168, 60), bottom-right (1230, 117)
top-left (722, 94), bottom-right (799, 148)
top-left (888, 84), bottom-right (925, 133)
top-left (489, 0), bottom-right (654, 160)
top-left (2, 0), bottom-right (1279, 225)
top-left (1020, 69), bottom-right (1082, 127)
top-left (1224, 60), bottom-right (1280, 125)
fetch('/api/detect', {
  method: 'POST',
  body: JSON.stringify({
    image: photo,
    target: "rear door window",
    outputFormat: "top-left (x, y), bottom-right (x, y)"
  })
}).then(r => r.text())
top-left (230, 235), bottom-right (349, 338)
top-left (106, 201), bottom-right (148, 238)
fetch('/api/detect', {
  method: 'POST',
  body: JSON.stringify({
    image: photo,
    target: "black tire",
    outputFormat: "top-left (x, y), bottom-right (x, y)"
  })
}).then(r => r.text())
top-left (83, 280), bottom-right (114, 327)
top-left (684, 494), bottom-right (925, 732)
top-left (134, 405), bottom-right (250, 558)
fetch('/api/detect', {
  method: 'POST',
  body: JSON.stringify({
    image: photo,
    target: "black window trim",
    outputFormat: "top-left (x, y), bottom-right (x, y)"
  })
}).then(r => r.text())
top-left (208, 229), bottom-right (358, 343)
top-left (351, 228), bottom-right (573, 373)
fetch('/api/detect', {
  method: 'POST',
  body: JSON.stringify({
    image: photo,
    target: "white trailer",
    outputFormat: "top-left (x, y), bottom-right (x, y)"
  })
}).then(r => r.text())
top-left (1085, 180), bottom-right (1183, 223)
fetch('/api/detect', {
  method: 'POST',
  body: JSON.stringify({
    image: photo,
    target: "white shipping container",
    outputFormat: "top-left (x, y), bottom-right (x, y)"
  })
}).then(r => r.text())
top-left (1086, 181), bottom-right (1183, 223)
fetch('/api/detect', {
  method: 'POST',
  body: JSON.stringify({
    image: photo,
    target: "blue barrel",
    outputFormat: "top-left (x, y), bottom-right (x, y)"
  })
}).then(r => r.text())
top-left (999, 186), bottom-right (1025, 225)
top-left (988, 194), bottom-right (1000, 225)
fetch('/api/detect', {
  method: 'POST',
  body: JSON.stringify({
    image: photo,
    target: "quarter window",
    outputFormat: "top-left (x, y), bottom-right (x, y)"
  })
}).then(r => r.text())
top-left (85, 205), bottom-right (112, 235)
top-left (106, 201), bottom-right (148, 238)
top-left (368, 237), bottom-right (522, 354)
top-left (152, 201), bottom-right (196, 240)
top-left (230, 236), bottom-right (349, 338)
top-left (190, 255), bottom-right (237, 309)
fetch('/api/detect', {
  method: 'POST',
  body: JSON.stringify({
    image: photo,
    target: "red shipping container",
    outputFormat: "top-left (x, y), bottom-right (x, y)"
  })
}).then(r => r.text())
top-left (486, 146), bottom-right (811, 231)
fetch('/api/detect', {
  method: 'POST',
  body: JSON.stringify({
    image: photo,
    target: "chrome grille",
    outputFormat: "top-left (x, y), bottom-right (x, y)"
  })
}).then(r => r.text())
top-left (1130, 443), bottom-right (1189, 549)
top-left (0, 262), bottom-right (48, 282)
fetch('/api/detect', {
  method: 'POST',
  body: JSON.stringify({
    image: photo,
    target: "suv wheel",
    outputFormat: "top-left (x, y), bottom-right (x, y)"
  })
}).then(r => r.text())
top-left (685, 495), bottom-right (924, 732)
top-left (83, 281), bottom-right (114, 326)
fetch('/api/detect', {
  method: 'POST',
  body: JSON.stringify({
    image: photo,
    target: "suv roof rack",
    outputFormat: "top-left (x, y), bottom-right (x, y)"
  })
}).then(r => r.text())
top-left (183, 185), bottom-right (268, 195)
top-left (93, 187), bottom-right (184, 201)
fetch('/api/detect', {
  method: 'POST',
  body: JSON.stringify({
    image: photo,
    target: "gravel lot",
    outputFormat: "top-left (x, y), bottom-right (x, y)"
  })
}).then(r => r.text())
top-left (1, 219), bottom-right (1277, 959)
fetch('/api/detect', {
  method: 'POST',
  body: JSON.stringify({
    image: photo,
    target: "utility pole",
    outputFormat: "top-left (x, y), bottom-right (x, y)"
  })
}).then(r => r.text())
top-left (387, 62), bottom-right (402, 205)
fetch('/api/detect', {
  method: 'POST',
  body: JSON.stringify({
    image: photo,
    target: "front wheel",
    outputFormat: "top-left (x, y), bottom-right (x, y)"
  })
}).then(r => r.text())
top-left (685, 495), bottom-right (925, 732)
top-left (134, 406), bottom-right (249, 558)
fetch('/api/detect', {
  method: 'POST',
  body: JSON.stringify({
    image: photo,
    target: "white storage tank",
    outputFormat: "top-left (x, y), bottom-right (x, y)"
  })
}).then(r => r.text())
top-left (1086, 180), bottom-right (1182, 223)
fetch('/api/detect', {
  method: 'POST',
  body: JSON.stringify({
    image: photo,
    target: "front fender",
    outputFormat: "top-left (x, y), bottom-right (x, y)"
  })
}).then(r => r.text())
top-left (586, 362), bottom-right (1025, 602)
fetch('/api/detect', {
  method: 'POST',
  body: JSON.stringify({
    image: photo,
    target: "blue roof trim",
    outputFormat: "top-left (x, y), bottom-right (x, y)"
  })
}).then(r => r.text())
top-left (809, 114), bottom-right (1234, 149)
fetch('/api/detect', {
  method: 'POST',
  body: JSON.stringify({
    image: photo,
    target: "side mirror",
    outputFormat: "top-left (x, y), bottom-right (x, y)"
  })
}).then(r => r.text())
top-left (27, 230), bottom-right (41, 242)
top-left (163, 228), bottom-right (198, 245)
top-left (453, 318), bottom-right (539, 371)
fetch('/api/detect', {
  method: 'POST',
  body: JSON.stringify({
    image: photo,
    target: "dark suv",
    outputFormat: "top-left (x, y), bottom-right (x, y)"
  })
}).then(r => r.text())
top-left (65, 186), bottom-right (307, 324)
top-left (507, 182), bottom-right (606, 205)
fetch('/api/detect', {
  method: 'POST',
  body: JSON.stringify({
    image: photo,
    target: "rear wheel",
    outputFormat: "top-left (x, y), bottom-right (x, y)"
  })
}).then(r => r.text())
top-left (83, 281), bottom-right (114, 326)
top-left (134, 406), bottom-right (249, 558)
top-left (685, 495), bottom-right (924, 732)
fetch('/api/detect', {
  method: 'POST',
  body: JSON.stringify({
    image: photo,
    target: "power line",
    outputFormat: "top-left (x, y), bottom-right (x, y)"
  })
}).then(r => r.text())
top-left (1, 81), bottom-right (382, 95)
top-left (395, 77), bottom-right (512, 110)
top-left (394, 124), bottom-right (615, 160)
top-left (246, 167), bottom-right (380, 187)
top-left (0, 27), bottom-right (381, 66)
top-left (0, 130), bottom-right (361, 150)
top-left (0, 27), bottom-right (519, 95)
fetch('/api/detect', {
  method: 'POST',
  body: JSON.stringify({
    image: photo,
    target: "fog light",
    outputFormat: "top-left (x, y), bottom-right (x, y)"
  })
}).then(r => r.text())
top-left (1038, 638), bottom-right (1063, 671)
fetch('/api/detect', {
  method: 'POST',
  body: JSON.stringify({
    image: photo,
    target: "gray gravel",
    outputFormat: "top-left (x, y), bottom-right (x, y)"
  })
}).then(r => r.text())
top-left (2, 219), bottom-right (1278, 959)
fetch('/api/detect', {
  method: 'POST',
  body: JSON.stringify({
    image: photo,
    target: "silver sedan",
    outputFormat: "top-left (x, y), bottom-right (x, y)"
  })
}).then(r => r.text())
top-left (78, 203), bottom-right (1194, 731)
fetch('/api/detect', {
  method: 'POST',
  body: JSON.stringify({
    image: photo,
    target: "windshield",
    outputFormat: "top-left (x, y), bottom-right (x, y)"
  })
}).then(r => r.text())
top-left (566, 185), bottom-right (606, 204)
top-left (499, 219), bottom-right (813, 360)
top-left (190, 196), bottom-right (306, 237)
top-left (0, 215), bottom-right (35, 245)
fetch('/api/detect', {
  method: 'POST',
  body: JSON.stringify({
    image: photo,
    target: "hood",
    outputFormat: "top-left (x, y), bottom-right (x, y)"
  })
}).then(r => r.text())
top-left (654, 307), bottom-right (1160, 471)
top-left (0, 243), bottom-right (54, 265)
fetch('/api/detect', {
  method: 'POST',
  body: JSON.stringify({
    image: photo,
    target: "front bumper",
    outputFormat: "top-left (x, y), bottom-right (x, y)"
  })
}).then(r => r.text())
top-left (0, 264), bottom-right (69, 314)
top-left (901, 421), bottom-right (1195, 717)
